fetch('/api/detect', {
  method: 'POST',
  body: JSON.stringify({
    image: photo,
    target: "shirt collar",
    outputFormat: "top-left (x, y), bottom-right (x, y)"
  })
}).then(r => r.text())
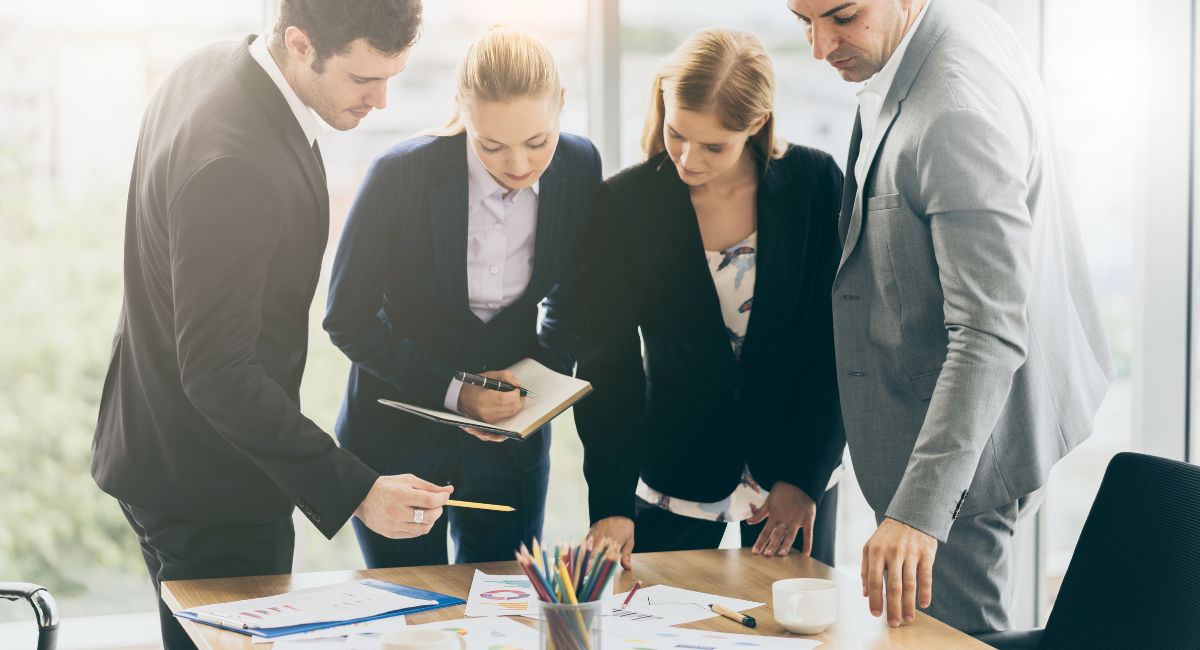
top-left (858, 0), bottom-right (932, 101)
top-left (248, 33), bottom-right (333, 145)
top-left (465, 137), bottom-right (541, 207)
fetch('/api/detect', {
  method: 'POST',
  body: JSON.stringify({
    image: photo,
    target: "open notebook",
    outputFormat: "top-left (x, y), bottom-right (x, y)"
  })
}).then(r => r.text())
top-left (378, 358), bottom-right (592, 440)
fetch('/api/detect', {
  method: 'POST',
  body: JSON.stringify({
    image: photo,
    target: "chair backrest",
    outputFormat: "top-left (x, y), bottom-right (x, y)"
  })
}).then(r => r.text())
top-left (1040, 452), bottom-right (1200, 649)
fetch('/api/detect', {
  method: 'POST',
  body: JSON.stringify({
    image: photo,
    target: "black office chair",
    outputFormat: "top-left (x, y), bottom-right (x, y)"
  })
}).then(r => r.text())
top-left (0, 582), bottom-right (59, 650)
top-left (976, 452), bottom-right (1200, 649)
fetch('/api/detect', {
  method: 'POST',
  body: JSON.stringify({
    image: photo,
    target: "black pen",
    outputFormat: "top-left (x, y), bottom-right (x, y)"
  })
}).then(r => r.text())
top-left (454, 371), bottom-right (536, 397)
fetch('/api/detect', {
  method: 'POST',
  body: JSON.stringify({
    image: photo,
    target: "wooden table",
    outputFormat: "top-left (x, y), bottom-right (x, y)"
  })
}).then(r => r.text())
top-left (163, 549), bottom-right (988, 649)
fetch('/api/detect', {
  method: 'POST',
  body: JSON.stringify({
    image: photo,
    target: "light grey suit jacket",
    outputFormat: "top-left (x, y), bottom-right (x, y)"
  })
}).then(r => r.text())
top-left (832, 0), bottom-right (1114, 541)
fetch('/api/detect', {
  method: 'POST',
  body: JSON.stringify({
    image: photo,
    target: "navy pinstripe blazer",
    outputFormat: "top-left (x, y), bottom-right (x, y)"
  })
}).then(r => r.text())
top-left (324, 132), bottom-right (602, 467)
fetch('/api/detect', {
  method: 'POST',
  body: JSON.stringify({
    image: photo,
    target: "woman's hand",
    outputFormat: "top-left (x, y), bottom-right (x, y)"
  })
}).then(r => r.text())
top-left (747, 481), bottom-right (817, 557)
top-left (457, 370), bottom-right (524, 442)
top-left (586, 516), bottom-right (636, 570)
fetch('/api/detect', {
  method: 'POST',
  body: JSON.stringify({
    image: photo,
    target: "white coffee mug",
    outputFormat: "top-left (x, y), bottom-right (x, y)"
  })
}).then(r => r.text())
top-left (773, 578), bottom-right (838, 635)
top-left (380, 628), bottom-right (467, 650)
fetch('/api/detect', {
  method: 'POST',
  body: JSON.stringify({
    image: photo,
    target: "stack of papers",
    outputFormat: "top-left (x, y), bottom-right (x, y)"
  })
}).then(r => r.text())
top-left (186, 581), bottom-right (433, 629)
top-left (604, 626), bottom-right (821, 650)
top-left (252, 617), bottom-right (407, 644)
top-left (606, 585), bottom-right (762, 634)
top-left (175, 579), bottom-right (462, 638)
top-left (412, 617), bottom-right (540, 650)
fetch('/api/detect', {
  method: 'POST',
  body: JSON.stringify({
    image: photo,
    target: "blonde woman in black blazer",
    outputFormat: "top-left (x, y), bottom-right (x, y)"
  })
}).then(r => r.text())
top-left (576, 28), bottom-right (845, 569)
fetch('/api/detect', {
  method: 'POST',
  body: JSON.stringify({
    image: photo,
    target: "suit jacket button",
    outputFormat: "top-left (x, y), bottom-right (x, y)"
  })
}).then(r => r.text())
top-left (312, 513), bottom-right (322, 524)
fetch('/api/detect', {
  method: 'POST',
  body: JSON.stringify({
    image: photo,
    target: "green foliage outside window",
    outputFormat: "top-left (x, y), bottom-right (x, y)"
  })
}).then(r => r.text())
top-left (0, 153), bottom-right (153, 620)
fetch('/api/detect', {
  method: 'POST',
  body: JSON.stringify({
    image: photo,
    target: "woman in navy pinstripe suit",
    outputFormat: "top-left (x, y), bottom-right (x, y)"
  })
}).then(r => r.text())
top-left (324, 27), bottom-right (602, 567)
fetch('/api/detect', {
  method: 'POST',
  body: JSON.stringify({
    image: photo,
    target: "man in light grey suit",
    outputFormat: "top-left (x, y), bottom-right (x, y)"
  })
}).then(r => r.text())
top-left (786, 0), bottom-right (1114, 634)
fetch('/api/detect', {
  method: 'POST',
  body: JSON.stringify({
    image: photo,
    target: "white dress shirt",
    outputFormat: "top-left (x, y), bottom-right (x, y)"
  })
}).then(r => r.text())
top-left (853, 0), bottom-right (932, 191)
top-left (248, 34), bottom-right (333, 146)
top-left (443, 141), bottom-right (540, 411)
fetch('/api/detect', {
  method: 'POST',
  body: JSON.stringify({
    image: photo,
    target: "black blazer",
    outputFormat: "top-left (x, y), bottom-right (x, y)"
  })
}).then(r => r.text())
top-left (91, 36), bottom-right (376, 539)
top-left (575, 146), bottom-right (846, 524)
top-left (323, 133), bottom-right (602, 468)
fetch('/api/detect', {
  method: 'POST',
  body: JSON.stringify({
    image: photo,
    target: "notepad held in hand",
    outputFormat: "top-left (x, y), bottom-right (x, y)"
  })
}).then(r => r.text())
top-left (378, 358), bottom-right (592, 440)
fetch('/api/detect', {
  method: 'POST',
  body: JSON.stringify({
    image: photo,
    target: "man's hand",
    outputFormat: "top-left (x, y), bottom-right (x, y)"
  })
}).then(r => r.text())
top-left (861, 517), bottom-right (937, 627)
top-left (457, 371), bottom-right (524, 442)
top-left (746, 481), bottom-right (816, 557)
top-left (354, 474), bottom-right (453, 539)
top-left (586, 516), bottom-right (635, 570)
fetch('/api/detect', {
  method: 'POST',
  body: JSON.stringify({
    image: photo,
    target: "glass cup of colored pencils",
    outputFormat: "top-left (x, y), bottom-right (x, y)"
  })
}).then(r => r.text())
top-left (516, 537), bottom-right (620, 650)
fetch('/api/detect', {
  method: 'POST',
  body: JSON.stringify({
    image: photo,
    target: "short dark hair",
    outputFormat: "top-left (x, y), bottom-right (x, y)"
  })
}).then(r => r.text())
top-left (272, 0), bottom-right (422, 72)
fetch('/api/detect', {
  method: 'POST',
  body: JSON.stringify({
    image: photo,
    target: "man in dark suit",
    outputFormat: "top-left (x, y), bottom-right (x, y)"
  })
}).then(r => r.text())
top-left (90, 2), bottom-right (452, 647)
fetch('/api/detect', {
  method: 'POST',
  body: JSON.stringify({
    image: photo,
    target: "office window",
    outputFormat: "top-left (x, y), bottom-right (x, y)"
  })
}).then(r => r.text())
top-left (1038, 0), bottom-right (1139, 611)
top-left (616, 1), bottom-right (856, 168)
top-left (0, 1), bottom-right (264, 624)
top-left (0, 0), bottom-right (591, 628)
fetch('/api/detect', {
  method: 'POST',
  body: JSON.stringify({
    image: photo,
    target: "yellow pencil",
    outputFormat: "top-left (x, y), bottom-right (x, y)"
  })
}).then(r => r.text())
top-left (556, 559), bottom-right (593, 650)
top-left (445, 499), bottom-right (515, 512)
top-left (556, 559), bottom-right (578, 603)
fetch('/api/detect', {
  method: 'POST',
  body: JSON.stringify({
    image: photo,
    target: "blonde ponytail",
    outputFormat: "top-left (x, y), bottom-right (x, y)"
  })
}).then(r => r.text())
top-left (424, 25), bottom-right (563, 137)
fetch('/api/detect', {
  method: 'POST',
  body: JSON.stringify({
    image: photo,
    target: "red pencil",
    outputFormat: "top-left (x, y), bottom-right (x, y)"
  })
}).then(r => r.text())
top-left (516, 554), bottom-right (554, 602)
top-left (621, 580), bottom-right (642, 609)
top-left (586, 549), bottom-right (618, 602)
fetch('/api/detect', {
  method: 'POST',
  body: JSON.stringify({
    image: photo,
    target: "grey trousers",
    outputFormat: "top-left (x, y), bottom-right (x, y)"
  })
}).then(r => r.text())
top-left (875, 489), bottom-right (1042, 634)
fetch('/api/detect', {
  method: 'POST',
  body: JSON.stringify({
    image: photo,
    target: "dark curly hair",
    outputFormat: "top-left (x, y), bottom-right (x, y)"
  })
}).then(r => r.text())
top-left (271, 0), bottom-right (423, 72)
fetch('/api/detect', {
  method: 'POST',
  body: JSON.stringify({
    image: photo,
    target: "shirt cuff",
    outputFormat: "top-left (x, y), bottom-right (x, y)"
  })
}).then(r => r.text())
top-left (444, 378), bottom-right (465, 413)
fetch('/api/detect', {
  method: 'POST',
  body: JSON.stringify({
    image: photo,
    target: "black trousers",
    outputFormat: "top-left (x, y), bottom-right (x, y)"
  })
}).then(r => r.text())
top-left (632, 484), bottom-right (839, 567)
top-left (119, 501), bottom-right (294, 650)
top-left (351, 427), bottom-right (551, 568)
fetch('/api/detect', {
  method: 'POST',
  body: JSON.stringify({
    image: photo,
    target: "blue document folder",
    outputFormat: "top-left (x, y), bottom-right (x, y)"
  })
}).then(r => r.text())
top-left (175, 579), bottom-right (464, 639)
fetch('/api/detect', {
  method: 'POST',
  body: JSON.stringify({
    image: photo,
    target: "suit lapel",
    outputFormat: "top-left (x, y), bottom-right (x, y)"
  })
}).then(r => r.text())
top-left (739, 159), bottom-right (795, 369)
top-left (838, 113), bottom-right (862, 248)
top-left (232, 37), bottom-right (329, 235)
top-left (517, 149), bottom-right (568, 305)
top-left (657, 161), bottom-right (741, 379)
top-left (837, 0), bottom-right (952, 272)
top-left (285, 135), bottom-right (330, 237)
top-left (429, 135), bottom-right (473, 320)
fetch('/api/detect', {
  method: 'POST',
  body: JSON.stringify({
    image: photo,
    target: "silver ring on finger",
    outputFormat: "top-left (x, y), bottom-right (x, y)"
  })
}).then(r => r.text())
top-left (412, 508), bottom-right (425, 524)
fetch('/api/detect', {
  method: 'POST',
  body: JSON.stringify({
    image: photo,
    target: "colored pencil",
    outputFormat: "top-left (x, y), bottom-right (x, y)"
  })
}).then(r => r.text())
top-left (621, 580), bottom-right (642, 609)
top-left (446, 499), bottom-right (515, 512)
top-left (577, 540), bottom-right (608, 598)
top-left (586, 549), bottom-right (618, 602)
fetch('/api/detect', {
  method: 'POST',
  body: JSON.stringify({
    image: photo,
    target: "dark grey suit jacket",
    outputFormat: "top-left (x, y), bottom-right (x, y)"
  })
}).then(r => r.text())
top-left (832, 0), bottom-right (1114, 540)
top-left (91, 36), bottom-right (377, 539)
